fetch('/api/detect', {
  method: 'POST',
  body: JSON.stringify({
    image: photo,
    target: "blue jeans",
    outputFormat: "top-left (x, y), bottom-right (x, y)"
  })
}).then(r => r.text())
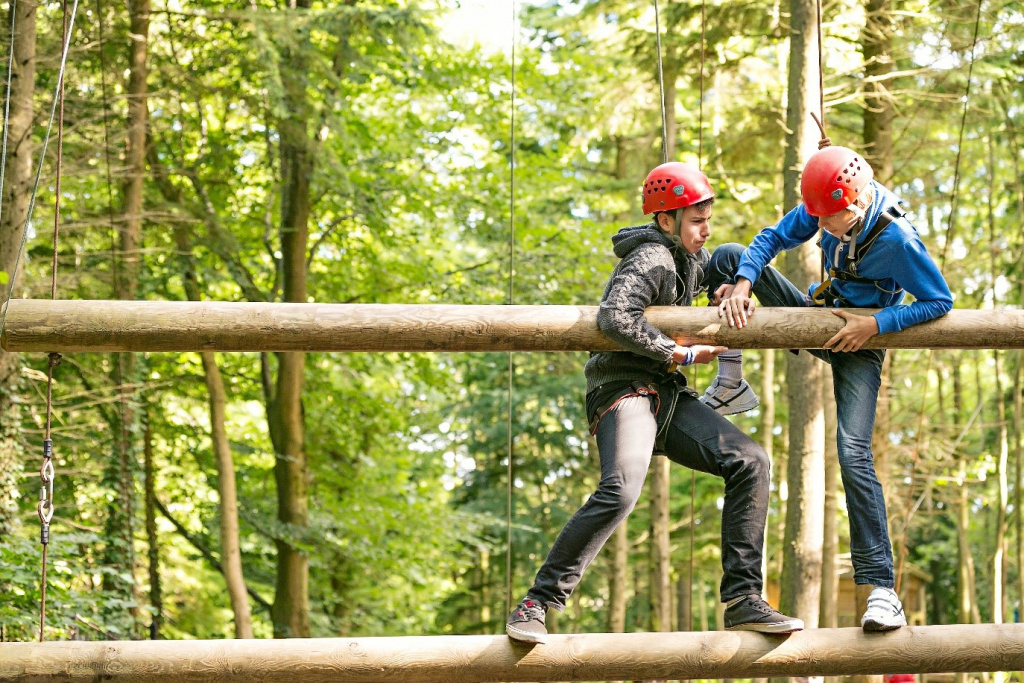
top-left (529, 387), bottom-right (771, 610)
top-left (707, 243), bottom-right (894, 588)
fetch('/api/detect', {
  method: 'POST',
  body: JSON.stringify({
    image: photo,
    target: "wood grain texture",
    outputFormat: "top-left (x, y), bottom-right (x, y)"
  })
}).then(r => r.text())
top-left (2, 300), bottom-right (1023, 353)
top-left (1, 625), bottom-right (1023, 681)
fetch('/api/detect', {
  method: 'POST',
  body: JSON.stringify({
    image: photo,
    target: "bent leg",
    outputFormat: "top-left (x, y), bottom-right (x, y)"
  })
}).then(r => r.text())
top-left (528, 396), bottom-right (656, 610)
top-left (663, 393), bottom-right (770, 601)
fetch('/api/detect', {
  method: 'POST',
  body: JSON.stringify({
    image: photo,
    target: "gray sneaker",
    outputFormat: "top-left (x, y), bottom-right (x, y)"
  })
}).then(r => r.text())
top-left (724, 594), bottom-right (804, 634)
top-left (506, 596), bottom-right (548, 644)
top-left (701, 378), bottom-right (760, 415)
top-left (861, 586), bottom-right (906, 631)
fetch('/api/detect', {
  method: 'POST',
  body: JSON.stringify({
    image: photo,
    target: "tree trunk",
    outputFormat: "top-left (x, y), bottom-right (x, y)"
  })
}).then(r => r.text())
top-left (154, 134), bottom-right (255, 640)
top-left (862, 0), bottom-right (894, 185)
top-left (777, 0), bottom-right (825, 634)
top-left (0, 0), bottom-right (36, 537)
top-left (202, 353), bottom-right (254, 638)
top-left (820, 372), bottom-right (839, 629)
top-left (649, 458), bottom-right (671, 632)
top-left (101, 0), bottom-right (150, 631)
top-left (1014, 351), bottom-right (1022, 636)
top-left (759, 349), bottom-right (776, 602)
top-left (608, 522), bottom-right (628, 633)
top-left (269, 3), bottom-right (314, 636)
top-left (144, 417), bottom-right (161, 639)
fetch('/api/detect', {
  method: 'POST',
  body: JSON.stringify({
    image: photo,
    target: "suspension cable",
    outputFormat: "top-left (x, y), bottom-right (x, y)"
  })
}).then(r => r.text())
top-left (653, 0), bottom-right (667, 164)
top-left (0, 0), bottom-right (18, 238)
top-left (697, 0), bottom-right (706, 169)
top-left (39, 0), bottom-right (74, 641)
top-left (815, 0), bottom-right (826, 145)
top-left (505, 0), bottom-right (517, 617)
top-left (938, 0), bottom-right (984, 273)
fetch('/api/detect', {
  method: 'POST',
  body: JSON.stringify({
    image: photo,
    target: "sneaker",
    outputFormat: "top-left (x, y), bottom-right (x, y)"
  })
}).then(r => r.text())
top-left (701, 378), bottom-right (760, 415)
top-left (506, 596), bottom-right (548, 644)
top-left (724, 594), bottom-right (804, 634)
top-left (861, 586), bottom-right (906, 632)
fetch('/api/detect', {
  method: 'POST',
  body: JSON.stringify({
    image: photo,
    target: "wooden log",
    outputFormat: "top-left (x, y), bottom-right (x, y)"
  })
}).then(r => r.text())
top-left (2, 299), bottom-right (1023, 353)
top-left (2, 625), bottom-right (1024, 681)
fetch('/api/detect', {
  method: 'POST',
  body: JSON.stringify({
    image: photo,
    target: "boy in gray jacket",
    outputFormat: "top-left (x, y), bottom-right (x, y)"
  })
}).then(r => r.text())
top-left (506, 162), bottom-right (801, 644)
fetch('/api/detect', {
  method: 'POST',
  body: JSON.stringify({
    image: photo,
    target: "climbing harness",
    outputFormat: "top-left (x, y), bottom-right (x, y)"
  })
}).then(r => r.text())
top-left (809, 205), bottom-right (906, 307)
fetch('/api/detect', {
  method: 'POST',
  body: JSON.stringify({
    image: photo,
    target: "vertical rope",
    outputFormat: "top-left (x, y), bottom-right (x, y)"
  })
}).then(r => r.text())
top-left (505, 0), bottom-right (517, 617)
top-left (0, 0), bottom-right (18, 236)
top-left (697, 0), bottom-right (706, 169)
top-left (39, 0), bottom-right (72, 641)
top-left (938, 0), bottom-right (984, 272)
top-left (653, 0), bottom-right (667, 164)
top-left (816, 0), bottom-right (825, 136)
top-left (94, 0), bottom-right (118, 288)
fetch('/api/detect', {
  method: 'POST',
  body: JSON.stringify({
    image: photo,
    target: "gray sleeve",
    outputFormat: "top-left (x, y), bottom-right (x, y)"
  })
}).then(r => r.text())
top-left (597, 245), bottom-right (677, 362)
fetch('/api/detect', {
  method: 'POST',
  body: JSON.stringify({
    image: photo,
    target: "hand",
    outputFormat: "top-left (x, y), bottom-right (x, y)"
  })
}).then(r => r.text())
top-left (690, 344), bottom-right (728, 365)
top-left (823, 309), bottom-right (879, 353)
top-left (711, 283), bottom-right (734, 306)
top-left (717, 279), bottom-right (755, 329)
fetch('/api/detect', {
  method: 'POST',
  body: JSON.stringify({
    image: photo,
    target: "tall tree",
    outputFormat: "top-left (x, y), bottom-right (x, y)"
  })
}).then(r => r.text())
top-left (862, 0), bottom-right (894, 185)
top-left (777, 0), bottom-right (825, 630)
top-left (100, 0), bottom-right (150, 632)
top-left (0, 0), bottom-right (37, 537)
top-left (265, 0), bottom-right (315, 638)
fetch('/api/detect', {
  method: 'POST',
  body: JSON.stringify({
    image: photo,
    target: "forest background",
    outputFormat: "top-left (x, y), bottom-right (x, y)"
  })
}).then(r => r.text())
top-left (0, 0), bottom-right (1020, 664)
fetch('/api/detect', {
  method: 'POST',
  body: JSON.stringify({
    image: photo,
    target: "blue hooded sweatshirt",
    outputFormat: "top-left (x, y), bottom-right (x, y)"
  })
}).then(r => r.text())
top-left (734, 181), bottom-right (953, 335)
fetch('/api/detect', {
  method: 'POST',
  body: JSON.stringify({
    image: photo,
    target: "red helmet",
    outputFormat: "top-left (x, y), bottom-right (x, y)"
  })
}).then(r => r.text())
top-left (642, 162), bottom-right (714, 215)
top-left (800, 146), bottom-right (874, 217)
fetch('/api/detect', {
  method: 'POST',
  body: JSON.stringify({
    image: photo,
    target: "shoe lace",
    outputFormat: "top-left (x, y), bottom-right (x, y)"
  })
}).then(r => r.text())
top-left (516, 598), bottom-right (545, 621)
top-left (745, 596), bottom-right (775, 615)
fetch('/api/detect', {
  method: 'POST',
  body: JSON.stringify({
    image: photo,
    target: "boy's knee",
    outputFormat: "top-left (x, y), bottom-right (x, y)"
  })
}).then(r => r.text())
top-left (734, 443), bottom-right (771, 482)
top-left (709, 242), bottom-right (745, 270)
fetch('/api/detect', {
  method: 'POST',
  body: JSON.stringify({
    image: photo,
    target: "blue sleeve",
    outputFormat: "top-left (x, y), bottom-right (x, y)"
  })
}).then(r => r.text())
top-left (736, 204), bottom-right (820, 284)
top-left (872, 238), bottom-right (953, 334)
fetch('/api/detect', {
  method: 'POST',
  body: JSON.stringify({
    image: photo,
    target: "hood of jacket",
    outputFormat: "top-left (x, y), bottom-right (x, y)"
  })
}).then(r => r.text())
top-left (611, 223), bottom-right (676, 259)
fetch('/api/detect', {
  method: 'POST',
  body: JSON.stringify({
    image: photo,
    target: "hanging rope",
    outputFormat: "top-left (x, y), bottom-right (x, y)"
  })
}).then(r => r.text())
top-left (38, 0), bottom-right (73, 641)
top-left (0, 0), bottom-right (17, 237)
top-left (652, 0), bottom-right (668, 164)
top-left (896, 1), bottom-right (985, 591)
top-left (813, 0), bottom-right (829, 149)
top-left (938, 0), bottom-right (984, 272)
top-left (697, 0), bottom-right (706, 168)
top-left (504, 0), bottom-right (517, 617)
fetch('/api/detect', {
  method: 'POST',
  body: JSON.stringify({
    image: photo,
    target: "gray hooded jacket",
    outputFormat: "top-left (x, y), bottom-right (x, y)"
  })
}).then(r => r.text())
top-left (584, 223), bottom-right (710, 394)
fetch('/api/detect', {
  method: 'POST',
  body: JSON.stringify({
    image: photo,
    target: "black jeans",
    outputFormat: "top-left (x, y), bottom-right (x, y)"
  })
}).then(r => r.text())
top-left (528, 390), bottom-right (770, 609)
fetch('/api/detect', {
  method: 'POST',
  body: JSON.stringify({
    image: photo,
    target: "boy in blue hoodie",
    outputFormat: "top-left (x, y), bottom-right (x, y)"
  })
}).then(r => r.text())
top-left (714, 144), bottom-right (953, 631)
top-left (505, 162), bottom-right (803, 644)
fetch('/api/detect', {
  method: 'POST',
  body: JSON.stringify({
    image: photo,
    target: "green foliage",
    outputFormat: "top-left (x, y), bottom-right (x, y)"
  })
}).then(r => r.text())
top-left (1, 0), bottom-right (1023, 642)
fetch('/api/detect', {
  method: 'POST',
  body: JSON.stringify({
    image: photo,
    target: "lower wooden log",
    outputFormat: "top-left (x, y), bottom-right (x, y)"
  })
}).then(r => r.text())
top-left (2, 299), bottom-right (1023, 353)
top-left (2, 625), bottom-right (1024, 682)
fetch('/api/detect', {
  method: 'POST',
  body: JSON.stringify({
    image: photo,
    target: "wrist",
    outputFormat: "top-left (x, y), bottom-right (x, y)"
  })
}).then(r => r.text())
top-left (673, 346), bottom-right (695, 366)
top-left (734, 278), bottom-right (753, 297)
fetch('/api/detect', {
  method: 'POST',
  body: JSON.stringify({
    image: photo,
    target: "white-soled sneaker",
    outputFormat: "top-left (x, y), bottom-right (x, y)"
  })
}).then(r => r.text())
top-left (700, 378), bottom-right (760, 416)
top-left (861, 586), bottom-right (907, 632)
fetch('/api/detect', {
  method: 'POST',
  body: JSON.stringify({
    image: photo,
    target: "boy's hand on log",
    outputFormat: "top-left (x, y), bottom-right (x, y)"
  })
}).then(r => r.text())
top-left (690, 344), bottom-right (728, 365)
top-left (710, 284), bottom-right (734, 306)
top-left (823, 309), bottom-right (879, 353)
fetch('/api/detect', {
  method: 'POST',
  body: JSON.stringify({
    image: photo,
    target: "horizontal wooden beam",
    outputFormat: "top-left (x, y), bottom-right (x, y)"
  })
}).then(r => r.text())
top-left (1, 299), bottom-right (1022, 353)
top-left (2, 625), bottom-right (1023, 681)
